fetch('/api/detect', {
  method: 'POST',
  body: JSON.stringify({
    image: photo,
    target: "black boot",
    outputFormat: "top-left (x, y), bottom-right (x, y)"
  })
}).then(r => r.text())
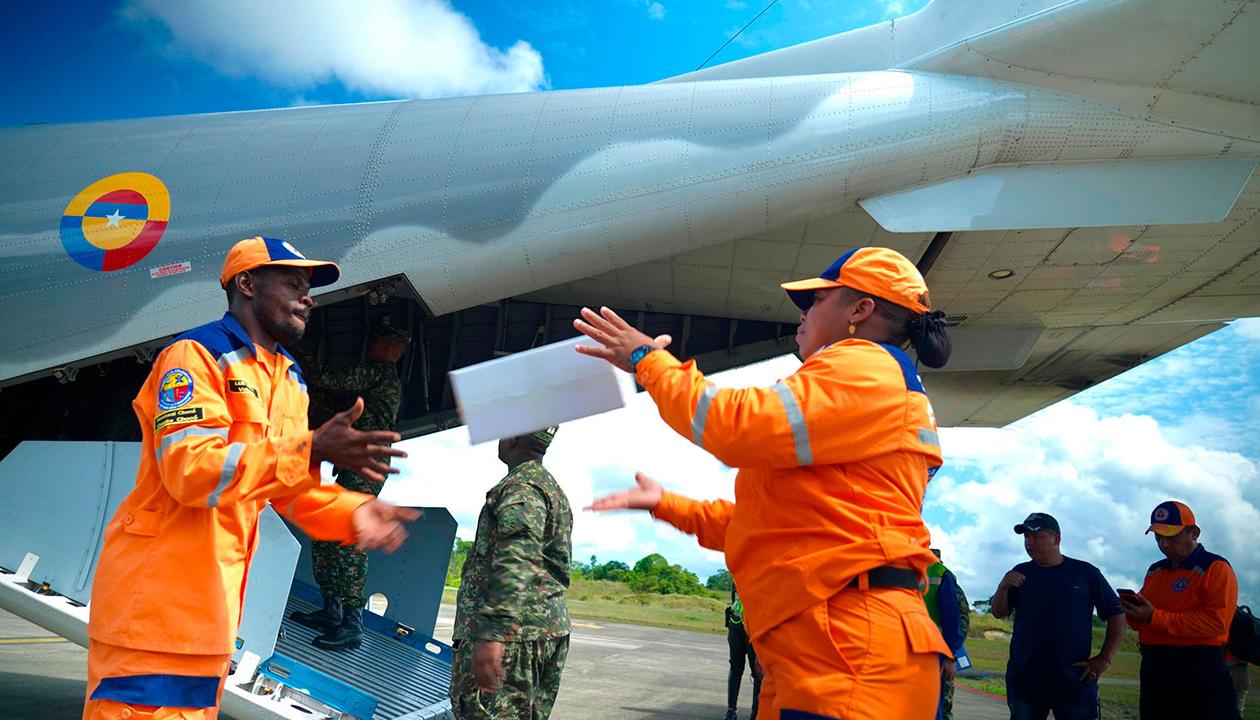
top-left (723, 710), bottom-right (737, 720)
top-left (290, 596), bottom-right (342, 632)
top-left (312, 607), bottom-right (363, 651)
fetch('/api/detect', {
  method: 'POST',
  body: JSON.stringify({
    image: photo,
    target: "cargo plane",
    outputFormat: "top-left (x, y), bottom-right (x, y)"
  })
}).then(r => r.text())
top-left (1, 0), bottom-right (1256, 717)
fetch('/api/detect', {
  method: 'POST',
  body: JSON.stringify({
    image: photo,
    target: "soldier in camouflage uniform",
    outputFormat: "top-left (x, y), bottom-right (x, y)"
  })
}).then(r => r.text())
top-left (450, 426), bottom-right (572, 720)
top-left (290, 319), bottom-right (410, 651)
top-left (926, 552), bottom-right (971, 720)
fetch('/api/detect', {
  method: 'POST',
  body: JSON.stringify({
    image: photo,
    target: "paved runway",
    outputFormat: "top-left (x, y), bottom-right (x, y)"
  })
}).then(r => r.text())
top-left (0, 606), bottom-right (1005, 719)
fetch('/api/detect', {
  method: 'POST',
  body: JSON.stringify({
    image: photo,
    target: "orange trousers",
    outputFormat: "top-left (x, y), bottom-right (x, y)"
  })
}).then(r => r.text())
top-left (753, 586), bottom-right (948, 720)
top-left (83, 641), bottom-right (229, 720)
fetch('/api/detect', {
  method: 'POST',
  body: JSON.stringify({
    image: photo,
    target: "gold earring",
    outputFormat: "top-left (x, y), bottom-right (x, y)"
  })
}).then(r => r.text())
top-left (848, 323), bottom-right (856, 336)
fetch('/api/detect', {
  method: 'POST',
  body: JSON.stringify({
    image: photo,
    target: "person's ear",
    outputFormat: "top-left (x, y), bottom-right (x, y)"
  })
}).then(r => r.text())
top-left (235, 271), bottom-right (258, 300)
top-left (850, 296), bottom-right (876, 324)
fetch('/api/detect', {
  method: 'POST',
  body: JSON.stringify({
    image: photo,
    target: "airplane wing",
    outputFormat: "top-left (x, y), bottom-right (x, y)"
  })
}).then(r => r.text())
top-left (1, 0), bottom-right (1257, 446)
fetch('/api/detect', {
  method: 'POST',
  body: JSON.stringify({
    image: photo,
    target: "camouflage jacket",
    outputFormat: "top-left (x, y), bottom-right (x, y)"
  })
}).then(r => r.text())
top-left (300, 357), bottom-right (402, 433)
top-left (453, 460), bottom-right (572, 642)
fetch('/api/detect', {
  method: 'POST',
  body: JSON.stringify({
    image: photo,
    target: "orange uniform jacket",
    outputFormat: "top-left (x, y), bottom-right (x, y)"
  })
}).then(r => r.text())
top-left (1131, 544), bottom-right (1238, 647)
top-left (88, 313), bottom-right (369, 656)
top-left (637, 339), bottom-right (943, 639)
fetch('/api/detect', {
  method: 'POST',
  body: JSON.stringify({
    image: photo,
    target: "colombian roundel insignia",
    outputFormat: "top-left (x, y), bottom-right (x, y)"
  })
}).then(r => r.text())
top-left (60, 172), bottom-right (170, 272)
top-left (1153, 507), bottom-right (1170, 522)
top-left (158, 368), bottom-right (194, 411)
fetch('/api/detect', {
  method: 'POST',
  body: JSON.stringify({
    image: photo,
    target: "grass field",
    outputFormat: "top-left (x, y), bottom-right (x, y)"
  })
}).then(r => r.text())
top-left (443, 578), bottom-right (729, 634)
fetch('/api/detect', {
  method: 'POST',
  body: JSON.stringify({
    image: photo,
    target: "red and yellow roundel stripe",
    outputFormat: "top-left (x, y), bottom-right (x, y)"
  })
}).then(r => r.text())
top-left (60, 172), bottom-right (170, 271)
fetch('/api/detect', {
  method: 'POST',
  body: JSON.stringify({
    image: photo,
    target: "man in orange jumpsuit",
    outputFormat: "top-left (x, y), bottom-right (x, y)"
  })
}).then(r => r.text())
top-left (576, 247), bottom-right (954, 720)
top-left (1121, 500), bottom-right (1240, 719)
top-left (83, 237), bottom-right (420, 720)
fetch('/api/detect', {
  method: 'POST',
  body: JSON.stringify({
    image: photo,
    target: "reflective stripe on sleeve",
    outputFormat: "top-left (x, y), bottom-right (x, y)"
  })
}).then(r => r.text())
top-left (156, 426), bottom-right (229, 461)
top-left (691, 385), bottom-right (718, 448)
top-left (216, 348), bottom-right (251, 372)
top-left (772, 382), bottom-right (813, 466)
top-left (919, 428), bottom-right (941, 448)
top-left (207, 442), bottom-right (245, 508)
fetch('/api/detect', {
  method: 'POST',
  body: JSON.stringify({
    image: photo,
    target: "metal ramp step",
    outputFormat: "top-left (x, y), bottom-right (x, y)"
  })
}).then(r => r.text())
top-left (275, 593), bottom-right (453, 719)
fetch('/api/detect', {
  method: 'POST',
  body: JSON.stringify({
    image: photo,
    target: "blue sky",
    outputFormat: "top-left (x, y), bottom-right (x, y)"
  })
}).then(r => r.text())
top-left (10, 0), bottom-right (1257, 606)
top-left (0, 0), bottom-right (925, 126)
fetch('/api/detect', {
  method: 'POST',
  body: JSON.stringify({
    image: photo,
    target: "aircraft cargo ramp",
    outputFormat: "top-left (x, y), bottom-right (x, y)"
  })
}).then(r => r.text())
top-left (269, 586), bottom-right (454, 719)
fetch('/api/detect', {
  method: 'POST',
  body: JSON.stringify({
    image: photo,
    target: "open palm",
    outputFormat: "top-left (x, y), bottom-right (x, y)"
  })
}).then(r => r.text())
top-left (587, 472), bottom-right (663, 512)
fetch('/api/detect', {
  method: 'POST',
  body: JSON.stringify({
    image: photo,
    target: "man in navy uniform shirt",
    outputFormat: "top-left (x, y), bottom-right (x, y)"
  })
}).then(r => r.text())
top-left (990, 513), bottom-right (1127, 720)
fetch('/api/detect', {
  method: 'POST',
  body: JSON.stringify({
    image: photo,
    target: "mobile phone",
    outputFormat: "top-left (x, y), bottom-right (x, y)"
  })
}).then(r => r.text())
top-left (1117, 588), bottom-right (1138, 598)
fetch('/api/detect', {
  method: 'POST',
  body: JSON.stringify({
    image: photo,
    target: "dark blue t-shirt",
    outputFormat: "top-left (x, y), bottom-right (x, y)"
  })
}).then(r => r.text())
top-left (1005, 556), bottom-right (1122, 698)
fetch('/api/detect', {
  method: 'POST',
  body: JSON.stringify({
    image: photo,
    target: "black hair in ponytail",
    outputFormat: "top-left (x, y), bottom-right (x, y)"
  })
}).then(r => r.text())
top-left (907, 310), bottom-right (951, 369)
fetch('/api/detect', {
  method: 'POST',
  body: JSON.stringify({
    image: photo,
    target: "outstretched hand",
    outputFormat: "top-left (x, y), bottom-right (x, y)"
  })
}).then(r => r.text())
top-left (352, 499), bottom-right (421, 551)
top-left (311, 397), bottom-right (407, 483)
top-left (573, 306), bottom-right (671, 373)
top-left (587, 472), bottom-right (664, 512)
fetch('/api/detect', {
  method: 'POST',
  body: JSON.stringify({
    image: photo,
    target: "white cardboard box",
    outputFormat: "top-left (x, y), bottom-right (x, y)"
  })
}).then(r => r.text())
top-left (448, 336), bottom-right (637, 444)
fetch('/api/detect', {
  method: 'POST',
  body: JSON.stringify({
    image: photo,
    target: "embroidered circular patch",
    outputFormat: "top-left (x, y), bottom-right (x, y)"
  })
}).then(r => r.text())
top-left (158, 368), bottom-right (194, 411)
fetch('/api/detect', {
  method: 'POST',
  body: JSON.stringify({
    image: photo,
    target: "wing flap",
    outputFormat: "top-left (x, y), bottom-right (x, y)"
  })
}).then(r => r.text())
top-left (859, 159), bottom-right (1259, 233)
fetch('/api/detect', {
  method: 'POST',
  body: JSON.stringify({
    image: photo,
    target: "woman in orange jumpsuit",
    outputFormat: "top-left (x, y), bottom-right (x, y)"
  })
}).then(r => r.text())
top-left (576, 247), bottom-right (953, 720)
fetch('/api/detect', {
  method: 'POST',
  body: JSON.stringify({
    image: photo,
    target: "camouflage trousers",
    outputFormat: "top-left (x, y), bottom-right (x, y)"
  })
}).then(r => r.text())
top-left (450, 637), bottom-right (569, 720)
top-left (310, 470), bottom-right (381, 607)
top-left (940, 675), bottom-right (954, 720)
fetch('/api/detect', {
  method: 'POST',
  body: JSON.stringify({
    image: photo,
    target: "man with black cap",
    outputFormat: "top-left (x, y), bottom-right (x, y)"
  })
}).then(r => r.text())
top-left (1122, 501), bottom-right (1240, 719)
top-left (991, 512), bottom-right (1125, 720)
top-left (291, 317), bottom-right (412, 651)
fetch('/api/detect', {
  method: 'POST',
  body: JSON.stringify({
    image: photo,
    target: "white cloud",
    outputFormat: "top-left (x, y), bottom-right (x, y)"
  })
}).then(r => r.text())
top-left (725, 0), bottom-right (749, 8)
top-left (875, 0), bottom-right (908, 19)
top-left (930, 402), bottom-right (1260, 607)
top-left (1234, 317), bottom-right (1260, 341)
top-left (124, 0), bottom-right (546, 99)
top-left (627, 1), bottom-right (666, 20)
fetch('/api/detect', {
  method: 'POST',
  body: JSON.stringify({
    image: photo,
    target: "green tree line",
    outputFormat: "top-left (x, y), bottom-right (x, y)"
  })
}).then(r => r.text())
top-left (445, 541), bottom-right (731, 599)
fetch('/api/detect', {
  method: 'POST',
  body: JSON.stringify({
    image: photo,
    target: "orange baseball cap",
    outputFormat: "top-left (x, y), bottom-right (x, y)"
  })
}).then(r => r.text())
top-left (1146, 500), bottom-right (1196, 537)
top-left (780, 247), bottom-right (931, 314)
top-left (219, 237), bottom-right (340, 289)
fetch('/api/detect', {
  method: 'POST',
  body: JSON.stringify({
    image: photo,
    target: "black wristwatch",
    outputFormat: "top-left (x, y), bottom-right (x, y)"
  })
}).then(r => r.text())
top-left (628, 344), bottom-right (658, 372)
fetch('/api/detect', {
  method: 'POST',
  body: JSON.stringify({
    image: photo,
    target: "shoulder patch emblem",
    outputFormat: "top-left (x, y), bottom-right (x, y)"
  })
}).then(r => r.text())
top-left (1172, 577), bottom-right (1190, 593)
top-left (157, 368), bottom-right (194, 410)
top-left (228, 378), bottom-right (259, 399)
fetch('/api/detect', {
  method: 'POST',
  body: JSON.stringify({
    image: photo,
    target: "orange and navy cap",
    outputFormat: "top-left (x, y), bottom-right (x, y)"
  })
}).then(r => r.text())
top-left (1146, 500), bottom-right (1196, 537)
top-left (219, 237), bottom-right (340, 289)
top-left (780, 247), bottom-right (931, 314)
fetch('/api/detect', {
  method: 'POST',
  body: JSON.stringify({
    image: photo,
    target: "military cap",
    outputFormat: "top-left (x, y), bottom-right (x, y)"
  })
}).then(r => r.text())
top-left (372, 317), bottom-right (411, 344)
top-left (532, 425), bottom-right (559, 448)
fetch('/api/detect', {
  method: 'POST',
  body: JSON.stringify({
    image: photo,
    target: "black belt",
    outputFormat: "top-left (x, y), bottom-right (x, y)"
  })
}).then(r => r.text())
top-left (1139, 644), bottom-right (1224, 660)
top-left (846, 566), bottom-right (920, 590)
